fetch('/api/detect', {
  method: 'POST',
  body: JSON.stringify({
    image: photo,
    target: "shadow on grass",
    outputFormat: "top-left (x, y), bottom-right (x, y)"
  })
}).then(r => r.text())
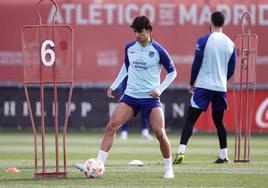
top-left (0, 176), bottom-right (87, 184)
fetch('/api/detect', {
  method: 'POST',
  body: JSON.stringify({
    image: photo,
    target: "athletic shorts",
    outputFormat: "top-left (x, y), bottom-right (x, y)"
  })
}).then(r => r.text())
top-left (190, 87), bottom-right (227, 112)
top-left (119, 94), bottom-right (161, 120)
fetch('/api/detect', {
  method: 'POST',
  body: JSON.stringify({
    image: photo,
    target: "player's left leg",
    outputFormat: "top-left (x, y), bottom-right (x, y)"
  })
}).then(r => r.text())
top-left (149, 107), bottom-right (174, 178)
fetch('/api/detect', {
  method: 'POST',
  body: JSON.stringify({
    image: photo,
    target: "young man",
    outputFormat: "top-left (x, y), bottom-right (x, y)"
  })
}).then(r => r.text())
top-left (118, 77), bottom-right (153, 140)
top-left (173, 11), bottom-right (236, 165)
top-left (78, 15), bottom-right (177, 178)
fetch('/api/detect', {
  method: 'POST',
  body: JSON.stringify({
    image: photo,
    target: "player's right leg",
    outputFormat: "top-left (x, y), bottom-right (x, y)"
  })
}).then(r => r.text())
top-left (173, 107), bottom-right (202, 164)
top-left (212, 110), bottom-right (229, 163)
top-left (211, 92), bottom-right (229, 163)
top-left (76, 103), bottom-right (134, 172)
top-left (98, 102), bottom-right (134, 162)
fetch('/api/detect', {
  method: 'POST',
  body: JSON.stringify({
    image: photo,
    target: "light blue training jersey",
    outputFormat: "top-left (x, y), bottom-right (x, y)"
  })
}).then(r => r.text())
top-left (112, 40), bottom-right (176, 98)
top-left (190, 32), bottom-right (236, 92)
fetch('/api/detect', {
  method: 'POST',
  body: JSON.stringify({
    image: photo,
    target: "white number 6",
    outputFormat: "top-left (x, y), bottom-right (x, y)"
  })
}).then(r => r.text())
top-left (41, 40), bottom-right (55, 66)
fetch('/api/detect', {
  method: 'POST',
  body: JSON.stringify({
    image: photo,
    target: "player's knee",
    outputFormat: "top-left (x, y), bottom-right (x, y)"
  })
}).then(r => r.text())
top-left (104, 122), bottom-right (117, 135)
top-left (154, 128), bottom-right (166, 140)
top-left (104, 125), bottom-right (116, 136)
top-left (212, 111), bottom-right (224, 124)
top-left (108, 116), bottom-right (122, 128)
top-left (212, 115), bottom-right (223, 126)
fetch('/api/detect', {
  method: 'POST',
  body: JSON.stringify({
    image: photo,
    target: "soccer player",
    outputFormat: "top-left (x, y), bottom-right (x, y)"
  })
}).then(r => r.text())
top-left (173, 11), bottom-right (236, 164)
top-left (77, 15), bottom-right (177, 178)
top-left (118, 77), bottom-right (153, 140)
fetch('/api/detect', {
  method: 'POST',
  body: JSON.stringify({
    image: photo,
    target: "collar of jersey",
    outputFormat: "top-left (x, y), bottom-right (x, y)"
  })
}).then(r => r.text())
top-left (136, 39), bottom-right (154, 47)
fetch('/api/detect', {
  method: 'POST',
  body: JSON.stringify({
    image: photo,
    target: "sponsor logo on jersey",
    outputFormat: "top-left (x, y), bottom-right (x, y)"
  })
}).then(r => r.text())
top-left (133, 59), bottom-right (148, 71)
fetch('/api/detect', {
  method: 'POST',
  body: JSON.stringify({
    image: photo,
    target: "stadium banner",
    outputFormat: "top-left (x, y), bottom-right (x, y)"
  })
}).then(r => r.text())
top-left (0, 87), bottom-right (267, 133)
top-left (0, 0), bottom-right (268, 85)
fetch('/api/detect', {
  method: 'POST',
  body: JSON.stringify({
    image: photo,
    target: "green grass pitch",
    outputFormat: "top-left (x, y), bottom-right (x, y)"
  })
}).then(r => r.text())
top-left (0, 132), bottom-right (267, 188)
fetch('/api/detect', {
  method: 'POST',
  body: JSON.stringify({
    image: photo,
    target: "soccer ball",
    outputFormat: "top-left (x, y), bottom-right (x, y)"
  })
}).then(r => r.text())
top-left (83, 158), bottom-right (105, 178)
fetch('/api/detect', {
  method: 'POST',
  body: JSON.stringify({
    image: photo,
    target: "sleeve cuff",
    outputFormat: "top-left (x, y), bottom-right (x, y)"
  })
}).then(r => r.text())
top-left (155, 88), bottom-right (162, 96)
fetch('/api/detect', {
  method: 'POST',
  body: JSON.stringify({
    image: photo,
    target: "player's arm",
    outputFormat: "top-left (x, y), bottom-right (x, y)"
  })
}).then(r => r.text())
top-left (227, 47), bottom-right (236, 80)
top-left (189, 36), bottom-right (208, 93)
top-left (153, 70), bottom-right (177, 98)
top-left (152, 48), bottom-right (177, 98)
top-left (189, 39), bottom-right (205, 87)
top-left (107, 44), bottom-right (131, 98)
top-left (107, 64), bottom-right (128, 98)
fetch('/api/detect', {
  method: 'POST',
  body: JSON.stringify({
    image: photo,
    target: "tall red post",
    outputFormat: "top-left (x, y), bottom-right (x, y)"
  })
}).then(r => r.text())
top-left (233, 12), bottom-right (258, 163)
top-left (21, 0), bottom-right (73, 178)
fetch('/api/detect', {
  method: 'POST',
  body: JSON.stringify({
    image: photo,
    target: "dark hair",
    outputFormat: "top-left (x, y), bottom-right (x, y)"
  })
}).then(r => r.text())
top-left (211, 11), bottom-right (225, 27)
top-left (130, 15), bottom-right (153, 32)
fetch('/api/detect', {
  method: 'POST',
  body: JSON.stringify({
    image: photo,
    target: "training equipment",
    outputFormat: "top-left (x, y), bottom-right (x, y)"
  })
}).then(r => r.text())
top-left (21, 0), bottom-right (73, 178)
top-left (233, 12), bottom-right (258, 163)
top-left (83, 159), bottom-right (105, 178)
top-left (128, 160), bottom-right (144, 167)
top-left (5, 167), bottom-right (20, 173)
top-left (173, 153), bottom-right (184, 165)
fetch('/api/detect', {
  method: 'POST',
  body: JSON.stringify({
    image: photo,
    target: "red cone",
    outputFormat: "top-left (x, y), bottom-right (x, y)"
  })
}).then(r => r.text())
top-left (5, 167), bottom-right (20, 173)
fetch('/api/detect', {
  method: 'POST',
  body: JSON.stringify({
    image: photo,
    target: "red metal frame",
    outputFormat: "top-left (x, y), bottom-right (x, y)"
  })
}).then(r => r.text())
top-left (233, 12), bottom-right (258, 163)
top-left (21, 0), bottom-right (73, 178)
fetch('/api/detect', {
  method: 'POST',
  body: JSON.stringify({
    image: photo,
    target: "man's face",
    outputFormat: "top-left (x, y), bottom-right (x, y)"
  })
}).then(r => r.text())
top-left (133, 29), bottom-right (150, 43)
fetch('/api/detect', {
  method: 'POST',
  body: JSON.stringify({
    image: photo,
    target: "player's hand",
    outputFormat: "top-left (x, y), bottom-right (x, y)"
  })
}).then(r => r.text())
top-left (150, 90), bottom-right (160, 98)
top-left (107, 88), bottom-right (115, 99)
top-left (188, 85), bottom-right (195, 94)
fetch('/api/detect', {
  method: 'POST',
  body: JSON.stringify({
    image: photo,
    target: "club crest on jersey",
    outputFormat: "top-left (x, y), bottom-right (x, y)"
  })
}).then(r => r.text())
top-left (149, 51), bottom-right (154, 57)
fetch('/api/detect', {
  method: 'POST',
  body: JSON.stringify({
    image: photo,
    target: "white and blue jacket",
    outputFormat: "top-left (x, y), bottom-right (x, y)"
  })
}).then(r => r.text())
top-left (190, 32), bottom-right (236, 92)
top-left (111, 39), bottom-right (177, 98)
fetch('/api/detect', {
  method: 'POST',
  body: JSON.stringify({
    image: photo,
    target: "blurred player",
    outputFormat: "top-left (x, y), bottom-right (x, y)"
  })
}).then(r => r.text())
top-left (173, 11), bottom-right (236, 164)
top-left (118, 77), bottom-right (153, 140)
top-left (120, 116), bottom-right (153, 140)
top-left (77, 15), bottom-right (177, 178)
